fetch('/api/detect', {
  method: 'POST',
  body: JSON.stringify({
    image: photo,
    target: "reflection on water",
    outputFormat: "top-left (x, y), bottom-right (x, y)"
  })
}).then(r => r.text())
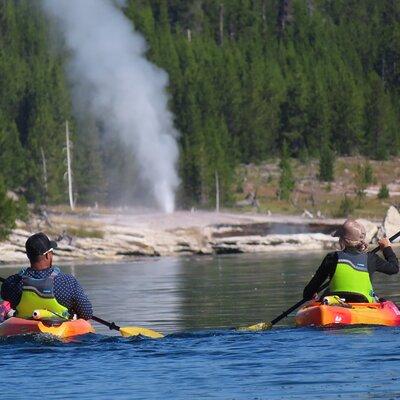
top-left (1, 251), bottom-right (399, 334)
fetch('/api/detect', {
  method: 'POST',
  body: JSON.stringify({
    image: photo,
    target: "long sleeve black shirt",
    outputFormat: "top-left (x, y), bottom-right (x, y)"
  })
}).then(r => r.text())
top-left (303, 247), bottom-right (399, 300)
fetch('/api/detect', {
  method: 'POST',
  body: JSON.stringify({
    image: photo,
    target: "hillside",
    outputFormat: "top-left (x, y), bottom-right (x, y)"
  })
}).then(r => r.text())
top-left (233, 156), bottom-right (400, 219)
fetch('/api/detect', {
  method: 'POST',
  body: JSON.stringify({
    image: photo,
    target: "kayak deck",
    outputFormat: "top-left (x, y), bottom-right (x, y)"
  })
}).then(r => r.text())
top-left (295, 300), bottom-right (400, 327)
top-left (0, 317), bottom-right (95, 338)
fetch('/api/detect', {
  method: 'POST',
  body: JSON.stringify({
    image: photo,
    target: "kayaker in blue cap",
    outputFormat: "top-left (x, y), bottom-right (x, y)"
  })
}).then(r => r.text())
top-left (303, 219), bottom-right (399, 302)
top-left (1, 232), bottom-right (93, 320)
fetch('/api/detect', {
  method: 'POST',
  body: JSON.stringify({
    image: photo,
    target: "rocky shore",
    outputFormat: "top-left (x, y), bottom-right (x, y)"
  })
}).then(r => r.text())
top-left (0, 206), bottom-right (399, 264)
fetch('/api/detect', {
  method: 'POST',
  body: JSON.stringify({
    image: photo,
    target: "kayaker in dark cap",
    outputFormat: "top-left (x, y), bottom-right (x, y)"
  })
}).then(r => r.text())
top-left (0, 232), bottom-right (93, 320)
top-left (303, 219), bottom-right (399, 302)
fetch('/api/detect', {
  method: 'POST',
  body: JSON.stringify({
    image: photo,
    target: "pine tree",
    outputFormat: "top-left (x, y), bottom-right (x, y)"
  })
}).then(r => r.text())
top-left (364, 72), bottom-right (393, 160)
top-left (278, 45), bottom-right (310, 155)
top-left (0, 116), bottom-right (27, 188)
top-left (0, 175), bottom-right (17, 239)
top-left (319, 142), bottom-right (334, 182)
top-left (278, 141), bottom-right (295, 200)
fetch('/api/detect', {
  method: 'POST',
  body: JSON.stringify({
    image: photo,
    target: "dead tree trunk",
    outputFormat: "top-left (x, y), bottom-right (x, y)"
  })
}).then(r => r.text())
top-left (306, 0), bottom-right (314, 15)
top-left (277, 0), bottom-right (293, 36)
top-left (40, 147), bottom-right (48, 204)
top-left (215, 171), bottom-right (220, 212)
top-left (65, 120), bottom-right (74, 211)
top-left (219, 3), bottom-right (224, 46)
top-left (262, 0), bottom-right (267, 34)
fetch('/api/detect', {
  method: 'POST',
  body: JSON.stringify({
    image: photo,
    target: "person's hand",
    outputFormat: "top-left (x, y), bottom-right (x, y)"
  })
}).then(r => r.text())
top-left (378, 237), bottom-right (391, 249)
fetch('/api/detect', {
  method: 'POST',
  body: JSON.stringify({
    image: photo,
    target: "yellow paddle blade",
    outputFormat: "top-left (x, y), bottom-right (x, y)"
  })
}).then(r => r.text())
top-left (237, 321), bottom-right (272, 332)
top-left (119, 326), bottom-right (164, 339)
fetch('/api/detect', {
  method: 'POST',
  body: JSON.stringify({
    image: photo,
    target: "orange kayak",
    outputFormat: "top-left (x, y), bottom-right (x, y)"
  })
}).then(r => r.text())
top-left (295, 300), bottom-right (400, 327)
top-left (0, 317), bottom-right (95, 338)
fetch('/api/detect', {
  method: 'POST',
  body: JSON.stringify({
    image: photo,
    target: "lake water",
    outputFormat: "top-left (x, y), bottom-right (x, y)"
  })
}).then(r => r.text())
top-left (1, 252), bottom-right (400, 399)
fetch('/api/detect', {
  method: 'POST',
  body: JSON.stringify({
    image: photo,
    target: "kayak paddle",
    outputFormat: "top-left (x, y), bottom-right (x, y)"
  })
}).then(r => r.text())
top-left (237, 281), bottom-right (329, 332)
top-left (238, 229), bottom-right (400, 332)
top-left (91, 315), bottom-right (164, 338)
top-left (0, 276), bottom-right (164, 339)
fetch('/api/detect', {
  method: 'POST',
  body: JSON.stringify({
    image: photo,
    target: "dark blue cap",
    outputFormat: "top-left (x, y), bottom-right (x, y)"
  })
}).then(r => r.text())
top-left (25, 232), bottom-right (58, 257)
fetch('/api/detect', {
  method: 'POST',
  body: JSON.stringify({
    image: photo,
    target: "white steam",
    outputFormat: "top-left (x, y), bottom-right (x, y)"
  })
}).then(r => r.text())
top-left (42, 0), bottom-right (179, 213)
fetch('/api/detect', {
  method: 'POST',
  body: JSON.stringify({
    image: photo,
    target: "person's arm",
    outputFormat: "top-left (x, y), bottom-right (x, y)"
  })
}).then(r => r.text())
top-left (368, 238), bottom-right (399, 275)
top-left (0, 275), bottom-right (22, 308)
top-left (71, 279), bottom-right (93, 320)
top-left (303, 253), bottom-right (337, 300)
top-left (0, 279), bottom-right (9, 300)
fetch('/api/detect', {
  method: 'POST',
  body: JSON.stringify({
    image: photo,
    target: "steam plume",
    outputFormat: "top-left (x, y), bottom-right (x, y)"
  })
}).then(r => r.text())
top-left (42, 0), bottom-right (179, 213)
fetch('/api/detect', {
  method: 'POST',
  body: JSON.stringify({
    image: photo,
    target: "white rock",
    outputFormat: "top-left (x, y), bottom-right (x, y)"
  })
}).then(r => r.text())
top-left (383, 206), bottom-right (400, 240)
top-left (301, 210), bottom-right (314, 219)
top-left (211, 233), bottom-right (337, 254)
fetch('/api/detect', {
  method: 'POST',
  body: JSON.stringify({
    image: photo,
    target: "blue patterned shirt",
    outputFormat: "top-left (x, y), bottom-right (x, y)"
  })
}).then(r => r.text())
top-left (0, 267), bottom-right (93, 320)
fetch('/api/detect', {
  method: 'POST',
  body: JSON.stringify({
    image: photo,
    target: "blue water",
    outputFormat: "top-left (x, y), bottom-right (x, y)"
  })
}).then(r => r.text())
top-left (2, 328), bottom-right (400, 399)
top-left (1, 253), bottom-right (400, 399)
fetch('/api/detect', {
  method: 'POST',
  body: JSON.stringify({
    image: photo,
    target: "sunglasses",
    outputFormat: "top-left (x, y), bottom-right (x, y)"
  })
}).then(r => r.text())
top-left (43, 248), bottom-right (54, 255)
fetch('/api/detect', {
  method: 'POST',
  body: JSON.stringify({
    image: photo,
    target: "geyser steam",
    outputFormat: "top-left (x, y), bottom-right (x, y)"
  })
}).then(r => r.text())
top-left (42, 0), bottom-right (179, 213)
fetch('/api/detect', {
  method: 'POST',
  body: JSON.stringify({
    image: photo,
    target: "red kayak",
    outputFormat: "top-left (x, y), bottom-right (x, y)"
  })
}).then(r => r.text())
top-left (0, 317), bottom-right (94, 338)
top-left (296, 300), bottom-right (400, 327)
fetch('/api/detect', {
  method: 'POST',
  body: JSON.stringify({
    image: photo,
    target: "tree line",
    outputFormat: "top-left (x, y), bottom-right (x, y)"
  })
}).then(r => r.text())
top-left (128, 0), bottom-right (400, 206)
top-left (0, 0), bottom-right (399, 235)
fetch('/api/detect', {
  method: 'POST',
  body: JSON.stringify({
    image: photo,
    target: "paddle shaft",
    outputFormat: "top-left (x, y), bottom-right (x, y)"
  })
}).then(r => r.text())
top-left (370, 229), bottom-right (400, 253)
top-left (268, 230), bottom-right (400, 327)
top-left (270, 282), bottom-right (329, 326)
top-left (91, 315), bottom-right (121, 331)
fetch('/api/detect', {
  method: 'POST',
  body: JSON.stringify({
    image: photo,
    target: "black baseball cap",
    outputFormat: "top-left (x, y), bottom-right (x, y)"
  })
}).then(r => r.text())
top-left (25, 232), bottom-right (58, 258)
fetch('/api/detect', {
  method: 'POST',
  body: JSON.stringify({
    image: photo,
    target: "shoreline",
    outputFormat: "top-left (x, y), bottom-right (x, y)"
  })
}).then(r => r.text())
top-left (0, 207), bottom-right (396, 264)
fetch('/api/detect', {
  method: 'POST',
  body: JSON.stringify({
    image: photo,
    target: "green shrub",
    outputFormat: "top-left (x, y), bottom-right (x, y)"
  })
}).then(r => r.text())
top-left (356, 189), bottom-right (366, 208)
top-left (378, 184), bottom-right (390, 199)
top-left (363, 162), bottom-right (375, 185)
top-left (278, 141), bottom-right (295, 200)
top-left (335, 195), bottom-right (355, 217)
top-left (356, 162), bottom-right (376, 187)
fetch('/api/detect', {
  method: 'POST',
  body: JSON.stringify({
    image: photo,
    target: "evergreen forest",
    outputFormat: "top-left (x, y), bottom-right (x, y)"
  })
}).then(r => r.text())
top-left (0, 0), bottom-right (400, 224)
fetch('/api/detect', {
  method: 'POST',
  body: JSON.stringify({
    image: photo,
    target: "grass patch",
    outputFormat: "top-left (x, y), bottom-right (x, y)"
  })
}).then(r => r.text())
top-left (67, 227), bottom-right (104, 239)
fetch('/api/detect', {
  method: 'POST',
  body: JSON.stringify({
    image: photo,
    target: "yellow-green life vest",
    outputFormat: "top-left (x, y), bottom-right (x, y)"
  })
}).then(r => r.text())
top-left (15, 268), bottom-right (70, 320)
top-left (329, 251), bottom-right (376, 303)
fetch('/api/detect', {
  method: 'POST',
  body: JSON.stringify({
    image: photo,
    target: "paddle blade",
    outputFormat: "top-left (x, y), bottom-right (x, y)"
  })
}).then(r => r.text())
top-left (119, 326), bottom-right (164, 339)
top-left (237, 322), bottom-right (272, 332)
